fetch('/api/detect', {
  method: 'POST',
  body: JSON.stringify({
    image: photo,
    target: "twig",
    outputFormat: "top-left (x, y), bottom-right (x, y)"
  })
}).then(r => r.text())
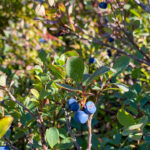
top-left (37, 110), bottom-right (48, 150)
top-left (63, 108), bottom-right (81, 150)
top-left (0, 85), bottom-right (48, 150)
top-left (62, 25), bottom-right (150, 66)
top-left (68, 31), bottom-right (150, 66)
top-left (0, 85), bottom-right (38, 122)
top-left (122, 30), bottom-right (150, 61)
top-left (3, 137), bottom-right (19, 150)
top-left (134, 0), bottom-right (150, 13)
top-left (87, 114), bottom-right (93, 150)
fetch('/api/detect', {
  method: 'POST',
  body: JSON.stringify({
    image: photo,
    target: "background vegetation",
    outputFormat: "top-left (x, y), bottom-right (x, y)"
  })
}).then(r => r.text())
top-left (0, 0), bottom-right (150, 149)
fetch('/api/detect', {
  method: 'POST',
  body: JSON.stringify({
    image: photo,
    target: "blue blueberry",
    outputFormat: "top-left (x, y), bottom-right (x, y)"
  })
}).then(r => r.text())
top-left (74, 110), bottom-right (89, 124)
top-left (0, 100), bottom-right (5, 106)
top-left (70, 103), bottom-right (80, 111)
top-left (108, 37), bottom-right (114, 43)
top-left (35, 0), bottom-right (45, 3)
top-left (68, 98), bottom-right (80, 111)
top-left (0, 56), bottom-right (5, 59)
top-left (39, 38), bottom-right (46, 43)
top-left (89, 57), bottom-right (96, 64)
top-left (84, 101), bottom-right (96, 114)
top-left (107, 49), bottom-right (112, 57)
top-left (0, 146), bottom-right (11, 150)
top-left (99, 2), bottom-right (107, 9)
top-left (68, 98), bottom-right (77, 106)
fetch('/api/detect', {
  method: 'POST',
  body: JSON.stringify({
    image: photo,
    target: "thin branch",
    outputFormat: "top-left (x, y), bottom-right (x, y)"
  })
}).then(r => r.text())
top-left (63, 108), bottom-right (81, 150)
top-left (66, 29), bottom-right (150, 66)
top-left (134, 0), bottom-right (150, 13)
top-left (122, 29), bottom-right (150, 62)
top-left (3, 137), bottom-right (19, 150)
top-left (0, 85), bottom-right (39, 123)
top-left (0, 85), bottom-right (48, 150)
top-left (62, 25), bottom-right (150, 66)
top-left (36, 109), bottom-right (48, 150)
top-left (87, 114), bottom-right (93, 150)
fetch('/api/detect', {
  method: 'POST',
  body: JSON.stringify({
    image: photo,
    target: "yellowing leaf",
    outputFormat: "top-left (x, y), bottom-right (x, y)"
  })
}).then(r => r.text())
top-left (0, 116), bottom-right (13, 139)
top-left (31, 89), bottom-right (39, 99)
top-left (58, 3), bottom-right (66, 12)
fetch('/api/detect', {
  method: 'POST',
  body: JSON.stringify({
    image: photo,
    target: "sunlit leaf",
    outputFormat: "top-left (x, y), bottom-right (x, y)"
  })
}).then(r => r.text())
top-left (56, 83), bottom-right (81, 92)
top-left (35, 4), bottom-right (45, 16)
top-left (0, 116), bottom-right (13, 139)
top-left (117, 109), bottom-right (135, 127)
top-left (0, 74), bottom-right (6, 86)
top-left (66, 56), bottom-right (84, 82)
top-left (58, 3), bottom-right (66, 12)
top-left (30, 89), bottom-right (39, 99)
top-left (46, 127), bottom-right (59, 148)
top-left (48, 0), bottom-right (55, 6)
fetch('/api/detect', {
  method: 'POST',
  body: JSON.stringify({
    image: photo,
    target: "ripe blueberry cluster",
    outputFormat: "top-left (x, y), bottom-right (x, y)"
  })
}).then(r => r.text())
top-left (68, 99), bottom-right (96, 124)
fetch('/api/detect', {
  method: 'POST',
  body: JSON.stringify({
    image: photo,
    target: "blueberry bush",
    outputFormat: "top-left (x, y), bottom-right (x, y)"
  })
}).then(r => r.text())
top-left (0, 0), bottom-right (150, 150)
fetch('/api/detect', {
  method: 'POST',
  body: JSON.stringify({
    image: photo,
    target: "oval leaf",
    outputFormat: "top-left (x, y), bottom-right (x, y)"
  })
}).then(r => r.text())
top-left (30, 89), bottom-right (39, 99)
top-left (35, 4), bottom-right (45, 16)
top-left (117, 109), bottom-right (135, 127)
top-left (48, 0), bottom-right (55, 6)
top-left (56, 83), bottom-right (81, 92)
top-left (45, 127), bottom-right (59, 148)
top-left (114, 83), bottom-right (129, 92)
top-left (0, 74), bottom-right (6, 86)
top-left (66, 56), bottom-right (84, 82)
top-left (0, 116), bottom-right (13, 139)
top-left (84, 66), bottom-right (110, 85)
top-left (113, 56), bottom-right (130, 76)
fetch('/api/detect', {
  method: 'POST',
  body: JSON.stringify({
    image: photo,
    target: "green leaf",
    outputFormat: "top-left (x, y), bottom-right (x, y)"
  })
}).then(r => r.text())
top-left (113, 56), bottom-right (130, 76)
top-left (66, 56), bottom-right (84, 82)
top-left (122, 123), bottom-right (143, 136)
top-left (64, 50), bottom-right (79, 56)
top-left (0, 74), bottom-right (6, 86)
top-left (56, 138), bottom-right (73, 149)
top-left (114, 83), bottom-right (129, 92)
top-left (49, 65), bottom-right (64, 79)
top-left (117, 109), bottom-right (135, 127)
top-left (131, 133), bottom-right (143, 141)
top-left (131, 20), bottom-right (140, 30)
top-left (39, 90), bottom-right (49, 100)
top-left (0, 116), bottom-right (13, 139)
top-left (84, 66), bottom-right (110, 84)
top-left (45, 127), bottom-right (59, 148)
top-left (56, 83), bottom-right (81, 92)
top-left (130, 9), bottom-right (140, 17)
top-left (59, 128), bottom-right (68, 139)
top-left (30, 89), bottom-right (39, 99)
top-left (30, 65), bottom-right (43, 74)
top-left (38, 49), bottom-right (47, 63)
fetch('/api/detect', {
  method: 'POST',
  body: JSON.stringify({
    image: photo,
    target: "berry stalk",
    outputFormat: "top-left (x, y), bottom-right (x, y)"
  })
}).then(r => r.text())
top-left (87, 114), bottom-right (93, 150)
